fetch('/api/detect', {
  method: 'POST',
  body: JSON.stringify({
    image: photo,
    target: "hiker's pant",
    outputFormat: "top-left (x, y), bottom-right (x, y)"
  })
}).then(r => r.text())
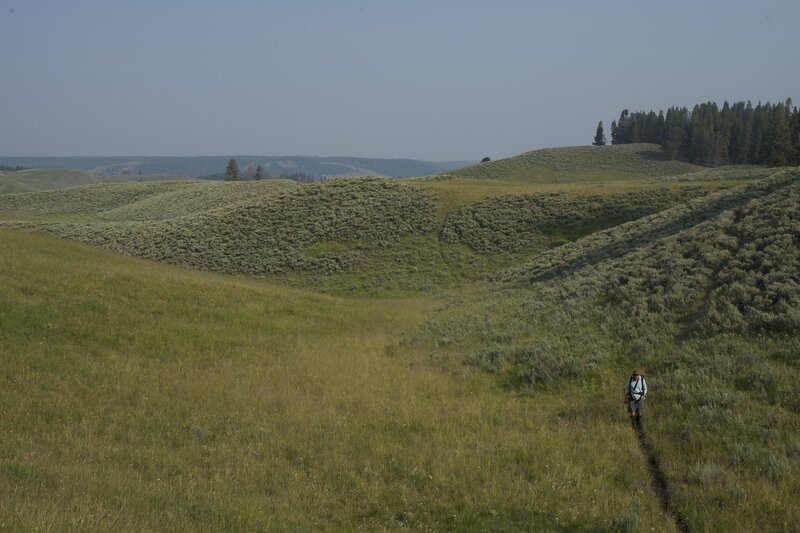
top-left (628, 398), bottom-right (644, 415)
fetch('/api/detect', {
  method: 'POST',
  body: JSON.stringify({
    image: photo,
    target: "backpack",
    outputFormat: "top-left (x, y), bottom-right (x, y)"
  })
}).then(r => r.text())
top-left (628, 376), bottom-right (646, 400)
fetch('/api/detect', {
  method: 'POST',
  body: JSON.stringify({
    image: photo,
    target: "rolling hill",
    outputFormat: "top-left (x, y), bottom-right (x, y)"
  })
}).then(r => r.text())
top-left (1, 178), bottom-right (436, 275)
top-left (415, 169), bottom-right (800, 529)
top-left (0, 155), bottom-right (471, 179)
top-left (0, 168), bottom-right (187, 195)
top-left (1, 143), bottom-right (798, 530)
top-left (437, 143), bottom-right (703, 182)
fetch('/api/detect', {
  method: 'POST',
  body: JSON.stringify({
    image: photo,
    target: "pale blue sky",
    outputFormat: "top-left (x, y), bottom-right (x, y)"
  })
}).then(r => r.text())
top-left (1, 0), bottom-right (798, 160)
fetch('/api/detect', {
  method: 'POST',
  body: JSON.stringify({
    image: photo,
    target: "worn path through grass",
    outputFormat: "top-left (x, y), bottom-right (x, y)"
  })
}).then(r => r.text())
top-left (632, 419), bottom-right (689, 533)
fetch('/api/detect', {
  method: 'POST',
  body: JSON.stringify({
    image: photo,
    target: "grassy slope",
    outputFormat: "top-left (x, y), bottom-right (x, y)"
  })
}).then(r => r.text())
top-left (438, 144), bottom-right (702, 182)
top-left (413, 144), bottom-right (728, 220)
top-left (418, 171), bottom-right (800, 530)
top-left (0, 230), bottom-right (673, 531)
top-left (0, 179), bottom-right (298, 221)
top-left (0, 168), bottom-right (188, 194)
top-left (1, 144), bottom-right (796, 529)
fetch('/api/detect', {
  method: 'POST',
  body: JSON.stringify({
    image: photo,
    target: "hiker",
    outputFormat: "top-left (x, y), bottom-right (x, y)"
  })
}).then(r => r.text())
top-left (625, 368), bottom-right (647, 420)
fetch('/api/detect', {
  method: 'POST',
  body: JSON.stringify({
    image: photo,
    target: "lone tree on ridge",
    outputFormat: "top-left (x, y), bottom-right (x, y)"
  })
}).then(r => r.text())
top-left (255, 163), bottom-right (266, 180)
top-left (593, 121), bottom-right (607, 146)
top-left (225, 159), bottom-right (240, 181)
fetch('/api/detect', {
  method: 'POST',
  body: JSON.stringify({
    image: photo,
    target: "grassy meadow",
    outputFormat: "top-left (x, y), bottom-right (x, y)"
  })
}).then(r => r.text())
top-left (436, 144), bottom-right (703, 183)
top-left (0, 230), bottom-right (674, 531)
top-left (1, 144), bottom-right (798, 530)
top-left (0, 168), bottom-right (187, 195)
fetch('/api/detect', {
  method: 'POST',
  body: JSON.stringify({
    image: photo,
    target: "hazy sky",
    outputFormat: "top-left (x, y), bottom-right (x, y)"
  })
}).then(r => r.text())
top-left (2, 1), bottom-right (799, 160)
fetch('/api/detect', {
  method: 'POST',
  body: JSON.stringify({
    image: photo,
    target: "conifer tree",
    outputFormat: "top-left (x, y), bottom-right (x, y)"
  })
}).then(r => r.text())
top-left (764, 103), bottom-right (793, 165)
top-left (629, 115), bottom-right (640, 143)
top-left (749, 102), bottom-right (768, 163)
top-left (709, 101), bottom-right (732, 165)
top-left (610, 120), bottom-right (620, 144)
top-left (605, 98), bottom-right (796, 166)
top-left (255, 164), bottom-right (266, 181)
top-left (656, 110), bottom-right (666, 144)
top-left (728, 110), bottom-right (746, 164)
top-left (644, 111), bottom-right (658, 143)
top-left (662, 107), bottom-right (688, 160)
top-left (593, 121), bottom-right (606, 146)
top-left (756, 103), bottom-right (774, 164)
top-left (225, 159), bottom-right (240, 181)
top-left (618, 110), bottom-right (630, 143)
top-left (791, 106), bottom-right (800, 164)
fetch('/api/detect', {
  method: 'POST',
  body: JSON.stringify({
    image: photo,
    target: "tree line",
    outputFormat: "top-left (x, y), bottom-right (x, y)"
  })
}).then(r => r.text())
top-left (195, 159), bottom-right (317, 183)
top-left (593, 99), bottom-right (800, 166)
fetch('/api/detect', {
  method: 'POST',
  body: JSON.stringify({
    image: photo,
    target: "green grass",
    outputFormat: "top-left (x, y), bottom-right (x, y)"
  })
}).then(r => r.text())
top-left (0, 229), bottom-right (675, 531)
top-left (0, 179), bottom-right (298, 221)
top-left (1, 144), bottom-right (796, 530)
top-left (412, 145), bottom-right (742, 222)
top-left (0, 168), bottom-right (188, 194)
top-left (418, 172), bottom-right (800, 529)
top-left (0, 168), bottom-right (102, 194)
top-left (437, 144), bottom-right (703, 183)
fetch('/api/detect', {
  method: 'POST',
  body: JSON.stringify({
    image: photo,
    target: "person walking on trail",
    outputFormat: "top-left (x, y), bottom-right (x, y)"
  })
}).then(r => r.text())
top-left (625, 368), bottom-right (647, 421)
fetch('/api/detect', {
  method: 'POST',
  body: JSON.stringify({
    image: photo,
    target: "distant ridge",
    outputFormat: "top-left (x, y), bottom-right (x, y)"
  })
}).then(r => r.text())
top-left (0, 155), bottom-right (472, 179)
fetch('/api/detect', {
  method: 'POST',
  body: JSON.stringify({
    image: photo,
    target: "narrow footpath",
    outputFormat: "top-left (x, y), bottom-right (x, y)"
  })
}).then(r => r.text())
top-left (632, 418), bottom-right (690, 533)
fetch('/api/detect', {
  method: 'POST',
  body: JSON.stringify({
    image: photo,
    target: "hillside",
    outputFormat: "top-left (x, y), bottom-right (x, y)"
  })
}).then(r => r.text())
top-left (437, 143), bottom-right (703, 183)
top-left (0, 179), bottom-right (297, 221)
top-left (1, 144), bottom-right (798, 530)
top-left (0, 168), bottom-right (186, 194)
top-left (416, 170), bottom-right (800, 529)
top-left (0, 155), bottom-right (471, 179)
top-left (1, 178), bottom-right (436, 275)
top-left (413, 144), bottom-right (728, 219)
top-left (0, 146), bottom-right (775, 292)
top-left (0, 229), bottom-right (676, 530)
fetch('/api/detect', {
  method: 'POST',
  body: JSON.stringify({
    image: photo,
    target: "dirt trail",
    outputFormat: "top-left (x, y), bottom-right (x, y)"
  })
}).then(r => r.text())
top-left (632, 418), bottom-right (690, 533)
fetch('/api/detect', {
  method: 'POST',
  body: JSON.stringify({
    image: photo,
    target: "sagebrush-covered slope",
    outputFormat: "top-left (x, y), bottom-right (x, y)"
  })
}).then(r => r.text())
top-left (415, 169), bottom-right (800, 529)
top-left (0, 179), bottom-right (296, 220)
top-left (498, 170), bottom-right (800, 335)
top-left (441, 187), bottom-right (709, 253)
top-left (1, 178), bottom-right (436, 275)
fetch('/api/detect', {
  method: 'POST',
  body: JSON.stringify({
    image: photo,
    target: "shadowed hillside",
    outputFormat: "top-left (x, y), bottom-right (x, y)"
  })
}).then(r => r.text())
top-left (440, 187), bottom-right (710, 253)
